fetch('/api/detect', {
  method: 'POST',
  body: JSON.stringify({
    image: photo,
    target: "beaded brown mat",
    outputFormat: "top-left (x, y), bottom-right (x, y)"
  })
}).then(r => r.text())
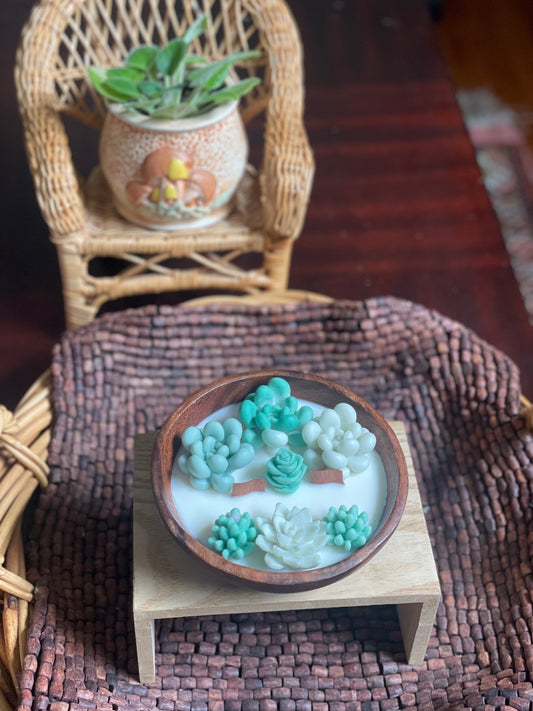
top-left (18, 297), bottom-right (533, 711)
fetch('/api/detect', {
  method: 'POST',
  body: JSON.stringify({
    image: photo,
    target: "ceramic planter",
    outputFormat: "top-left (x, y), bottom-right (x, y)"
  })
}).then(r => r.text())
top-left (99, 101), bottom-right (248, 230)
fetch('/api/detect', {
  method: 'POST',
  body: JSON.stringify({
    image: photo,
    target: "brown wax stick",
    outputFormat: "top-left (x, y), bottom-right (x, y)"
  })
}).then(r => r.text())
top-left (310, 469), bottom-right (344, 485)
top-left (232, 479), bottom-right (266, 497)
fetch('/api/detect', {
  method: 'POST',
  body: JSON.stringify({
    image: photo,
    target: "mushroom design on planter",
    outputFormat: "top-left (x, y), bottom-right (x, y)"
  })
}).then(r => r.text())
top-left (125, 146), bottom-right (217, 219)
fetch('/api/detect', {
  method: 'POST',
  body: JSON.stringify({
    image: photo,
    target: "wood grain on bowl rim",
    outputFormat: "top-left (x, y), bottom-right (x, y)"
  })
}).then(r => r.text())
top-left (151, 370), bottom-right (409, 593)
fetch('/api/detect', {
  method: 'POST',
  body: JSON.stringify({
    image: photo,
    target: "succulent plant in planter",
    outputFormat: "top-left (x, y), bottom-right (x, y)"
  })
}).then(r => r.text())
top-left (89, 15), bottom-right (260, 120)
top-left (88, 15), bottom-right (262, 230)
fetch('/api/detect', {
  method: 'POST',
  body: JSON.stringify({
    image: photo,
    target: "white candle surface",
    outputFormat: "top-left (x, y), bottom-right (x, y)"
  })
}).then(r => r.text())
top-left (171, 400), bottom-right (387, 571)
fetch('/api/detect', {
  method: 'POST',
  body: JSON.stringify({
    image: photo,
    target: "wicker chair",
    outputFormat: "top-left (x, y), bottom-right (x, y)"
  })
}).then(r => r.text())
top-left (14, 0), bottom-right (314, 329)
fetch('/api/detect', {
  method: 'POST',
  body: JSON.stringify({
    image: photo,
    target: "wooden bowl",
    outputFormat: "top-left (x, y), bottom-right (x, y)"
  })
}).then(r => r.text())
top-left (151, 370), bottom-right (409, 592)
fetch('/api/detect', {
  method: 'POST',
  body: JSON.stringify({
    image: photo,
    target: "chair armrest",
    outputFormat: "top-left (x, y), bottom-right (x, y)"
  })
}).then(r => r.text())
top-left (15, 26), bottom-right (86, 237)
top-left (262, 117), bottom-right (315, 241)
top-left (16, 106), bottom-right (86, 237)
top-left (252, 0), bottom-right (315, 241)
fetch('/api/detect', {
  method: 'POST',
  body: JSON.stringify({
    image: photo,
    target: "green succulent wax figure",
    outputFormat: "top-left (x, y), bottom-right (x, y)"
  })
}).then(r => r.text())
top-left (324, 505), bottom-right (372, 552)
top-left (266, 448), bottom-right (307, 494)
top-left (208, 508), bottom-right (257, 560)
top-left (240, 377), bottom-right (313, 450)
top-left (177, 417), bottom-right (254, 493)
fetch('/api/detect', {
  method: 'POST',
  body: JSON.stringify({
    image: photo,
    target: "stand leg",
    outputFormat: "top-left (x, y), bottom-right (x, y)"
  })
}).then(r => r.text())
top-left (134, 613), bottom-right (156, 684)
top-left (397, 598), bottom-right (440, 665)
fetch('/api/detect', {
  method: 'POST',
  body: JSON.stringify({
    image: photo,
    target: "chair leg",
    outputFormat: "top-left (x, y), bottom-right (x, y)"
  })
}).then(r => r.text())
top-left (55, 241), bottom-right (100, 328)
top-left (63, 292), bottom-right (100, 329)
top-left (263, 236), bottom-right (294, 291)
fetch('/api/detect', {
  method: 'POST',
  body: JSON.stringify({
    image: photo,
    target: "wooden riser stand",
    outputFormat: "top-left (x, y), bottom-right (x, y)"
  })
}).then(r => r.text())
top-left (133, 423), bottom-right (441, 684)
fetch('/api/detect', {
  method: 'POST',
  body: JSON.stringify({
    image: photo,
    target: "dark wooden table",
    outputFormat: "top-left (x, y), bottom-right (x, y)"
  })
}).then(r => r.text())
top-left (1, 0), bottom-right (532, 408)
top-left (288, 0), bottom-right (533, 398)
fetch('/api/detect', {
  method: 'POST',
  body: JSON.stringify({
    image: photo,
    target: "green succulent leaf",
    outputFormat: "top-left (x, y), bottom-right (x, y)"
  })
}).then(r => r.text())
top-left (205, 77), bottom-right (261, 105)
top-left (86, 15), bottom-right (262, 117)
top-left (188, 51), bottom-right (261, 91)
top-left (155, 38), bottom-right (188, 78)
top-left (87, 67), bottom-right (136, 102)
top-left (185, 54), bottom-right (208, 65)
top-left (127, 45), bottom-right (158, 71)
top-left (138, 80), bottom-right (163, 98)
top-left (87, 66), bottom-right (108, 93)
top-left (159, 85), bottom-right (184, 108)
top-left (187, 60), bottom-right (232, 91)
top-left (88, 66), bottom-right (119, 92)
top-left (224, 49), bottom-right (262, 64)
top-left (131, 99), bottom-right (162, 115)
top-left (103, 76), bottom-right (143, 99)
top-left (107, 66), bottom-right (144, 82)
top-left (149, 103), bottom-right (201, 119)
top-left (182, 14), bottom-right (209, 43)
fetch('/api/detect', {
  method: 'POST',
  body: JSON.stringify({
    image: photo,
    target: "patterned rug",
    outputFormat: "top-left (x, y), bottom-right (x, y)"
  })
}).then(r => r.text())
top-left (458, 89), bottom-right (533, 324)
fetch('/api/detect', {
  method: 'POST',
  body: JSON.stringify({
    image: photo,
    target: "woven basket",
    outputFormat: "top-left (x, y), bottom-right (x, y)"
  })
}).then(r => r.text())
top-left (14, 0), bottom-right (314, 329)
top-left (2, 291), bottom-right (533, 711)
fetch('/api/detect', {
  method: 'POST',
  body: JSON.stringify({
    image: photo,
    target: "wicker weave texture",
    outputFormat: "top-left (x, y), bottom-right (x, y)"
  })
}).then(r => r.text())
top-left (14, 0), bottom-right (314, 328)
top-left (14, 297), bottom-right (533, 711)
top-left (0, 373), bottom-right (52, 710)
